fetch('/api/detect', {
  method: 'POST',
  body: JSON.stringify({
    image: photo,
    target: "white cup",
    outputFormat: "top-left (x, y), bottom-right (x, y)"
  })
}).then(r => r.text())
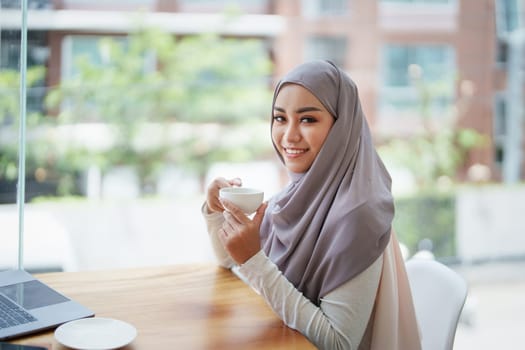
top-left (219, 187), bottom-right (264, 214)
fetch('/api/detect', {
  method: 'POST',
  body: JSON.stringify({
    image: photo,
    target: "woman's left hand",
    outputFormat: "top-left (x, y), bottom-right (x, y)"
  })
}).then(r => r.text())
top-left (218, 199), bottom-right (268, 265)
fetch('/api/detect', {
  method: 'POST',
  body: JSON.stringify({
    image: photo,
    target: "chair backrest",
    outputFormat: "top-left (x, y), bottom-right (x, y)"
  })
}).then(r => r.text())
top-left (405, 258), bottom-right (468, 350)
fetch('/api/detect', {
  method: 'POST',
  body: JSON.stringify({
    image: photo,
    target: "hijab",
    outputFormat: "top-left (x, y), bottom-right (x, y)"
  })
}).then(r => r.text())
top-left (259, 60), bottom-right (394, 304)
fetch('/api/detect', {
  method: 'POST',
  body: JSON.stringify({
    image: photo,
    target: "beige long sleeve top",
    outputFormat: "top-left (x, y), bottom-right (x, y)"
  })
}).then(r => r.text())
top-left (202, 205), bottom-right (382, 350)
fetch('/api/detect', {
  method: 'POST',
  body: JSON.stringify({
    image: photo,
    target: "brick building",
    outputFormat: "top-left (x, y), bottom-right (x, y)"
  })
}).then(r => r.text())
top-left (0, 0), bottom-right (523, 182)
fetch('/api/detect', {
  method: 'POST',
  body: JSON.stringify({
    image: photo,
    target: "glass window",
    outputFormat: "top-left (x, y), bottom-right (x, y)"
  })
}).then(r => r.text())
top-left (494, 0), bottom-right (520, 65)
top-left (304, 36), bottom-right (347, 68)
top-left (1, 30), bottom-right (47, 115)
top-left (496, 0), bottom-right (521, 35)
top-left (493, 93), bottom-right (507, 166)
top-left (496, 39), bottom-right (509, 65)
top-left (1, 0), bottom-right (22, 270)
top-left (383, 45), bottom-right (453, 87)
top-left (302, 0), bottom-right (348, 17)
top-left (381, 0), bottom-right (452, 3)
top-left (380, 44), bottom-right (455, 116)
top-left (1, 16), bottom-right (275, 273)
top-left (61, 35), bottom-right (132, 79)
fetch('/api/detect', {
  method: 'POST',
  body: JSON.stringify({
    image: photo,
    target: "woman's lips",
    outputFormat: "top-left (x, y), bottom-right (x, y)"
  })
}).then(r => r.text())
top-left (283, 147), bottom-right (308, 158)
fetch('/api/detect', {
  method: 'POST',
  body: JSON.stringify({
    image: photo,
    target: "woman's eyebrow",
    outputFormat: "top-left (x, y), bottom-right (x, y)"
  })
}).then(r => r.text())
top-left (273, 106), bottom-right (323, 113)
top-left (296, 106), bottom-right (322, 113)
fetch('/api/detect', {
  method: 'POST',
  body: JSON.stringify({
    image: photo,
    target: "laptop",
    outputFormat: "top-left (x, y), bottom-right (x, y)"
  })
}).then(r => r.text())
top-left (0, 269), bottom-right (94, 340)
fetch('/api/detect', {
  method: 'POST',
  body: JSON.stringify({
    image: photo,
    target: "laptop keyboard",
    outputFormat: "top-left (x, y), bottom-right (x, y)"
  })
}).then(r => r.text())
top-left (0, 293), bottom-right (37, 329)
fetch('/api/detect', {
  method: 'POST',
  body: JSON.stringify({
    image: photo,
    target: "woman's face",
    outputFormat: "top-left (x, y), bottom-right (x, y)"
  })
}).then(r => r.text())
top-left (272, 84), bottom-right (335, 173)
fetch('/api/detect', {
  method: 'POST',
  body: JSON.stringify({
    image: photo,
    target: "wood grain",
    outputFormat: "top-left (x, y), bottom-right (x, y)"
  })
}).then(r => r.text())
top-left (9, 265), bottom-right (315, 349)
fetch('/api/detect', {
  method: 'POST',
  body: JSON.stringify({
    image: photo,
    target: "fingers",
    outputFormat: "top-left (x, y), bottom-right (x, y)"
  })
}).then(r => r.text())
top-left (207, 197), bottom-right (223, 213)
top-left (228, 177), bottom-right (242, 187)
top-left (252, 202), bottom-right (268, 227)
top-left (206, 177), bottom-right (242, 213)
top-left (221, 210), bottom-right (241, 232)
top-left (220, 198), bottom-right (249, 223)
top-left (220, 199), bottom-right (268, 228)
top-left (218, 209), bottom-right (262, 265)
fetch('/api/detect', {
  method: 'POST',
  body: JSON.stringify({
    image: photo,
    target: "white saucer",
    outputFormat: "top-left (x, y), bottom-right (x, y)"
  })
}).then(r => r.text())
top-left (54, 317), bottom-right (137, 350)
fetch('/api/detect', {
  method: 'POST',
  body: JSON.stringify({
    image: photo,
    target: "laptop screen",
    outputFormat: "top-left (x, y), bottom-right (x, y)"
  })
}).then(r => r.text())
top-left (0, 280), bottom-right (69, 310)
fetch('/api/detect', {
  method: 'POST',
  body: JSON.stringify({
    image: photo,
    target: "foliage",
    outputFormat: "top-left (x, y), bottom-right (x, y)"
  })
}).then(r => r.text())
top-left (1, 26), bottom-right (273, 198)
top-left (380, 128), bottom-right (487, 189)
top-left (0, 66), bottom-right (49, 183)
top-left (169, 121), bottom-right (271, 185)
top-left (44, 27), bottom-right (273, 193)
top-left (393, 192), bottom-right (456, 258)
top-left (0, 66), bottom-right (45, 126)
top-left (379, 68), bottom-right (488, 260)
top-left (378, 69), bottom-right (488, 190)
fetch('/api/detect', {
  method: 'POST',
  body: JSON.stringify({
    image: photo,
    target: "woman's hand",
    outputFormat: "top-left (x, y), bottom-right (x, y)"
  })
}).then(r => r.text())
top-left (218, 199), bottom-right (268, 265)
top-left (206, 177), bottom-right (242, 213)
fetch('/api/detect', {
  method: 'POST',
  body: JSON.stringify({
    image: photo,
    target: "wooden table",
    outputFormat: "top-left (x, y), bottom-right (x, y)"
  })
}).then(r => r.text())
top-left (9, 265), bottom-right (315, 349)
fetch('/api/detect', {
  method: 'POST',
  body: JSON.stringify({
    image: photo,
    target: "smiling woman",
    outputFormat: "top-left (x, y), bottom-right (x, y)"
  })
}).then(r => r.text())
top-left (203, 60), bottom-right (422, 350)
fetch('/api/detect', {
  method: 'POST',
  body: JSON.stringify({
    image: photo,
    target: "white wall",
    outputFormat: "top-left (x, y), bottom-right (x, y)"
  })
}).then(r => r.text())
top-left (456, 185), bottom-right (525, 262)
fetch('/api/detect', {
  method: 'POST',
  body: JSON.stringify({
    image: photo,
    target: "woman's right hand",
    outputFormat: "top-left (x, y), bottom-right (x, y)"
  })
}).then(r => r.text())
top-left (206, 177), bottom-right (242, 213)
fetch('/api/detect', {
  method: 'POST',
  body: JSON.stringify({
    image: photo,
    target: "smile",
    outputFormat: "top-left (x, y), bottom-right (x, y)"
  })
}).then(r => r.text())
top-left (284, 147), bottom-right (308, 155)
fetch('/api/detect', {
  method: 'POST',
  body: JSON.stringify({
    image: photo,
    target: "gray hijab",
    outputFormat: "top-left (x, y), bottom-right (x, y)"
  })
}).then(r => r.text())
top-left (260, 60), bottom-right (393, 304)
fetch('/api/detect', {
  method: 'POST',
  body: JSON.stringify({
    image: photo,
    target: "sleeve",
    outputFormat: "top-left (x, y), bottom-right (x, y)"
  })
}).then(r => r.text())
top-left (201, 202), bottom-right (236, 269)
top-left (237, 250), bottom-right (382, 350)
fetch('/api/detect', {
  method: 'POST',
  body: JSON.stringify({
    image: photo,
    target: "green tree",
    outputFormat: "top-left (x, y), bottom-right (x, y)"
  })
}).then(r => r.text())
top-left (45, 27), bottom-right (273, 193)
top-left (379, 69), bottom-right (487, 190)
top-left (378, 67), bottom-right (487, 258)
top-left (0, 66), bottom-right (47, 182)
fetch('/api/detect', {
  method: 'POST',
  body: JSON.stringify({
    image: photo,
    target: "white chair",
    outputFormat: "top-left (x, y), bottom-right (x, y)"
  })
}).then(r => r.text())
top-left (406, 258), bottom-right (468, 350)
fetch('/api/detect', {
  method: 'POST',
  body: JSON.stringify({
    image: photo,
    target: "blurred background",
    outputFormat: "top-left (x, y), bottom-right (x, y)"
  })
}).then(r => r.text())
top-left (0, 0), bottom-right (524, 348)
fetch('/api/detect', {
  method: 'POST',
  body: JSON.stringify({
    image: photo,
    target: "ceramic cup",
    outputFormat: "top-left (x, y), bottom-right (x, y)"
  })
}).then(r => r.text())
top-left (219, 187), bottom-right (264, 214)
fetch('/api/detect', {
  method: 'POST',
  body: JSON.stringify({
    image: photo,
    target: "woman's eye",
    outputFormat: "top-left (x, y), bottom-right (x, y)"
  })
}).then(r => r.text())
top-left (273, 115), bottom-right (285, 122)
top-left (300, 116), bottom-right (317, 123)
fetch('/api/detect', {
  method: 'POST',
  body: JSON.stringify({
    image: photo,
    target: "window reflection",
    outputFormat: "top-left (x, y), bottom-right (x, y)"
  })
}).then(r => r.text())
top-left (0, 0), bottom-right (22, 272)
top-left (0, 30), bottom-right (47, 115)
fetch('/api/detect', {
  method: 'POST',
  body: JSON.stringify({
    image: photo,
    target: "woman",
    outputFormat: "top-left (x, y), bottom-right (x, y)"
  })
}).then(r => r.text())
top-left (202, 60), bottom-right (421, 350)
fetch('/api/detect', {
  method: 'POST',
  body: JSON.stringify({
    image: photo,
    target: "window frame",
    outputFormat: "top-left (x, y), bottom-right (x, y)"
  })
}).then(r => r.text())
top-left (379, 43), bottom-right (456, 119)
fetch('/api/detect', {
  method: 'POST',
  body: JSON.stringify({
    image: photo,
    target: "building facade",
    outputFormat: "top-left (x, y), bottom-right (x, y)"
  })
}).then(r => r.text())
top-left (1, 0), bottom-right (523, 182)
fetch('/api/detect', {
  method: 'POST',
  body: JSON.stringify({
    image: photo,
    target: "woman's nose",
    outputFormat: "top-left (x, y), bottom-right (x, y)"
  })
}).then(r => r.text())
top-left (283, 123), bottom-right (301, 143)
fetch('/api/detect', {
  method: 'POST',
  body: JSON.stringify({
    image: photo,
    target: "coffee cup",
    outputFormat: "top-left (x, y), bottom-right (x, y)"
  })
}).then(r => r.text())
top-left (219, 187), bottom-right (264, 214)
